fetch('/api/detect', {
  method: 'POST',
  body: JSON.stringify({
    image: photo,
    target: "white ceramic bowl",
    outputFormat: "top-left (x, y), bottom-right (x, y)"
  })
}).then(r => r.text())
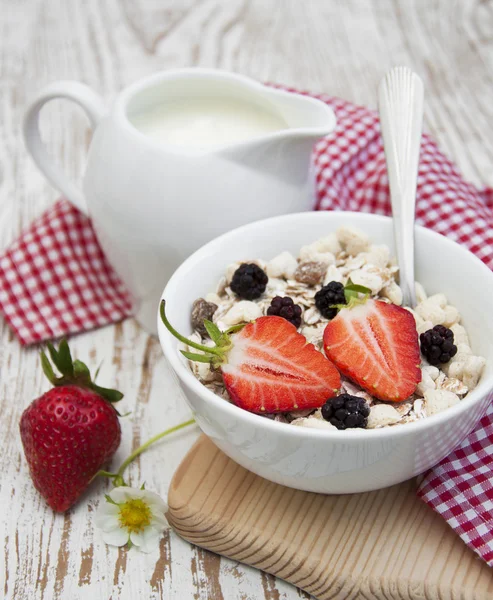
top-left (158, 212), bottom-right (493, 493)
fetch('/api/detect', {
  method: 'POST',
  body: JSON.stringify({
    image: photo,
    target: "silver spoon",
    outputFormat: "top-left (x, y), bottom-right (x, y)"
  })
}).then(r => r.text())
top-left (378, 66), bottom-right (424, 308)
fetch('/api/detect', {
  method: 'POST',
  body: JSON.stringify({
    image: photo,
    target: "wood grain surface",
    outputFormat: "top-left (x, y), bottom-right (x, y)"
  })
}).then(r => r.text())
top-left (168, 435), bottom-right (493, 600)
top-left (1, 1), bottom-right (492, 598)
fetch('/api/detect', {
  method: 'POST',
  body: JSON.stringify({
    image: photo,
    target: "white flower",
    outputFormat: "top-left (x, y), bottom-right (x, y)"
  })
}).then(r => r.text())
top-left (95, 486), bottom-right (168, 553)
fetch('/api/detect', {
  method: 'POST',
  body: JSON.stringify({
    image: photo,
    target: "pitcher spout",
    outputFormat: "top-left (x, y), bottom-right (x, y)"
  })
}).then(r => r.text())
top-left (261, 85), bottom-right (336, 141)
top-left (214, 83), bottom-right (337, 156)
top-left (214, 82), bottom-right (336, 192)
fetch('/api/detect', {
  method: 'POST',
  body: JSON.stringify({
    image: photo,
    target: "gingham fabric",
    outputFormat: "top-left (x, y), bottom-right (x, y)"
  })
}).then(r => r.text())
top-left (0, 199), bottom-right (133, 344)
top-left (417, 401), bottom-right (493, 566)
top-left (2, 91), bottom-right (493, 565)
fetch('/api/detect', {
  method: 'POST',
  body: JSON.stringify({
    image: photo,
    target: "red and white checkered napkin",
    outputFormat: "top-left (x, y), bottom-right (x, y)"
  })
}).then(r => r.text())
top-left (0, 199), bottom-right (133, 344)
top-left (418, 403), bottom-right (493, 566)
top-left (2, 90), bottom-right (493, 565)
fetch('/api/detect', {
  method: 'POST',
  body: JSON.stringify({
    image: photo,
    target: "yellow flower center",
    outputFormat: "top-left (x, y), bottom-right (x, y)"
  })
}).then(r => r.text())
top-left (118, 498), bottom-right (152, 533)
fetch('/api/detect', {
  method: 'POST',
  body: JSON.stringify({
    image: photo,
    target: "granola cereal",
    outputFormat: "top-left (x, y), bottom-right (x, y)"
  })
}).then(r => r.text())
top-left (186, 226), bottom-right (486, 430)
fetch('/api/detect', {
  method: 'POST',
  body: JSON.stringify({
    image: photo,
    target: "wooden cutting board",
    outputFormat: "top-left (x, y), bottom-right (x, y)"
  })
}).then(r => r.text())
top-left (167, 435), bottom-right (493, 600)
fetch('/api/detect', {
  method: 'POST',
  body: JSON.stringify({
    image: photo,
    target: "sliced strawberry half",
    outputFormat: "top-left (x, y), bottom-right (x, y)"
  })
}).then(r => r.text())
top-left (160, 302), bottom-right (341, 414)
top-left (323, 299), bottom-right (421, 402)
top-left (221, 316), bottom-right (341, 413)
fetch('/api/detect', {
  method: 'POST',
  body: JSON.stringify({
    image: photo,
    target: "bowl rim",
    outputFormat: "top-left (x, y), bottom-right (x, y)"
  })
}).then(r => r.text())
top-left (158, 211), bottom-right (493, 441)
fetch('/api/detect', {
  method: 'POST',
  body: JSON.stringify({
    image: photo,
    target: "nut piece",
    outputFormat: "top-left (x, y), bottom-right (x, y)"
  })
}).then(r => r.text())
top-left (367, 404), bottom-right (401, 428)
top-left (349, 268), bottom-right (384, 295)
top-left (303, 306), bottom-right (322, 326)
top-left (194, 361), bottom-right (216, 383)
top-left (450, 323), bottom-right (470, 347)
top-left (299, 244), bottom-right (335, 265)
top-left (301, 323), bottom-right (326, 347)
top-left (225, 262), bottom-right (241, 284)
top-left (205, 292), bottom-right (222, 305)
top-left (422, 365), bottom-right (440, 381)
top-left (423, 389), bottom-right (460, 416)
top-left (187, 333), bottom-right (216, 384)
top-left (291, 417), bottom-right (337, 430)
top-left (266, 251), bottom-right (298, 279)
top-left (216, 276), bottom-right (227, 296)
top-left (312, 233), bottom-right (342, 255)
top-left (462, 355), bottom-right (486, 390)
top-left (416, 368), bottom-right (436, 395)
top-left (380, 281), bottom-right (403, 306)
top-left (336, 226), bottom-right (370, 255)
top-left (427, 293), bottom-right (448, 308)
top-left (443, 305), bottom-right (460, 327)
top-left (324, 264), bottom-right (344, 285)
top-left (443, 354), bottom-right (468, 379)
top-left (362, 244), bottom-right (390, 268)
top-left (222, 300), bottom-right (262, 326)
top-left (191, 298), bottom-right (218, 336)
top-left (415, 299), bottom-right (446, 325)
top-left (294, 261), bottom-right (327, 285)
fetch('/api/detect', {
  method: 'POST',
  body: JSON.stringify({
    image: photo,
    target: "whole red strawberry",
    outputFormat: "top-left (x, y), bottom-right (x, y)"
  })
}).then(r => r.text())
top-left (20, 341), bottom-right (122, 512)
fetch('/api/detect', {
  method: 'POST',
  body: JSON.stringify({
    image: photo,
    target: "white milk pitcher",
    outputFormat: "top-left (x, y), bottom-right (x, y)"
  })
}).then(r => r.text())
top-left (24, 69), bottom-right (336, 333)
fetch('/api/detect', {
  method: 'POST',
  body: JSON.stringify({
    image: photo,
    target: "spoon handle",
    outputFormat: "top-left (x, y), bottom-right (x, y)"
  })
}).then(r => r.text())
top-left (378, 67), bottom-right (424, 308)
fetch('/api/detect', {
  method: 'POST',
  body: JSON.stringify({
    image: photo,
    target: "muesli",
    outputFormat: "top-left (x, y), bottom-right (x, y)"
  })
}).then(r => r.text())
top-left (161, 226), bottom-right (485, 431)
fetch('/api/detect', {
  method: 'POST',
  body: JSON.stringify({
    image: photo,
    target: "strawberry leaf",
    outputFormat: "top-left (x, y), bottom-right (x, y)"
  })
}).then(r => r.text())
top-left (73, 359), bottom-right (91, 380)
top-left (203, 320), bottom-right (222, 344)
top-left (46, 342), bottom-right (62, 374)
top-left (224, 323), bottom-right (247, 335)
top-left (181, 350), bottom-right (214, 363)
top-left (345, 280), bottom-right (372, 294)
top-left (346, 284), bottom-right (372, 294)
top-left (56, 339), bottom-right (74, 377)
top-left (39, 341), bottom-right (123, 406)
top-left (91, 384), bottom-right (124, 403)
top-left (40, 350), bottom-right (57, 385)
top-left (343, 288), bottom-right (362, 303)
top-left (94, 361), bottom-right (103, 381)
top-left (114, 409), bottom-right (131, 417)
top-left (343, 280), bottom-right (372, 304)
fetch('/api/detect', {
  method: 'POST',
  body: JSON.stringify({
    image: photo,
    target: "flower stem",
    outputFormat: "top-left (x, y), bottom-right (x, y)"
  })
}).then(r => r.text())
top-left (116, 418), bottom-right (196, 479)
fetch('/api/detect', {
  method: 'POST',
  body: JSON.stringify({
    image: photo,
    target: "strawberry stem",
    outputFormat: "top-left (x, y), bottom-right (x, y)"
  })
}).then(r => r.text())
top-left (160, 300), bottom-right (224, 357)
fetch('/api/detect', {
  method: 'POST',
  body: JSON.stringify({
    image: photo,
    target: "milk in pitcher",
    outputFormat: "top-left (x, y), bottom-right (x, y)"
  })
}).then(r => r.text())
top-left (131, 96), bottom-right (288, 149)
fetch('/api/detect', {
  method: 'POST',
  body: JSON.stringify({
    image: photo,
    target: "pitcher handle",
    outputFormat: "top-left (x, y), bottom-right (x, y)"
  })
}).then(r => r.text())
top-left (23, 81), bottom-right (106, 215)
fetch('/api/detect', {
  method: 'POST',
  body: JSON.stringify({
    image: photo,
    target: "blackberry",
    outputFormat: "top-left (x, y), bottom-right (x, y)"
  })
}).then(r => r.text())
top-left (267, 296), bottom-right (302, 328)
top-left (230, 263), bottom-right (268, 300)
top-left (420, 324), bottom-right (457, 365)
top-left (321, 393), bottom-right (370, 430)
top-left (314, 281), bottom-right (346, 319)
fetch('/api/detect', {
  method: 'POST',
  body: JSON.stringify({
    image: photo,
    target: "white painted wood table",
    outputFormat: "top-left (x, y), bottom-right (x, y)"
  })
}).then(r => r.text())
top-left (1, 1), bottom-right (492, 598)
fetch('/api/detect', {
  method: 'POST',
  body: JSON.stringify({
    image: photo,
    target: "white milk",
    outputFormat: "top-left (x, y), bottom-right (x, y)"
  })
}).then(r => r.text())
top-left (131, 97), bottom-right (287, 149)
